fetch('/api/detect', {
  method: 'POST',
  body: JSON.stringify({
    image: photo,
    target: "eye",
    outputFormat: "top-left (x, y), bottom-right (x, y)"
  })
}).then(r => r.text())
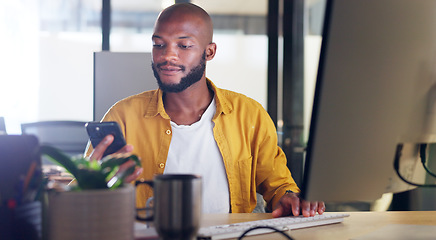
top-left (153, 43), bottom-right (164, 48)
top-left (179, 44), bottom-right (193, 49)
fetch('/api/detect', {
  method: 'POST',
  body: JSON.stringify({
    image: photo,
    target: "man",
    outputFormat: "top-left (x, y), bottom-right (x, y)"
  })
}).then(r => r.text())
top-left (87, 3), bottom-right (324, 217)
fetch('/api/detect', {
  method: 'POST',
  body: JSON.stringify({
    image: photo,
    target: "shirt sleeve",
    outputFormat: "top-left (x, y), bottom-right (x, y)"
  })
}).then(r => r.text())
top-left (254, 107), bottom-right (300, 211)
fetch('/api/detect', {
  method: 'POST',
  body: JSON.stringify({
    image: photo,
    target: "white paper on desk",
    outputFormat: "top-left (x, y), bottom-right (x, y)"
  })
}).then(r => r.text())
top-left (134, 222), bottom-right (159, 240)
top-left (353, 224), bottom-right (436, 240)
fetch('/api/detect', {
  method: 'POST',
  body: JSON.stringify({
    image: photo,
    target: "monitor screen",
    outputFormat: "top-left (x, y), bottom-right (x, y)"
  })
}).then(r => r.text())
top-left (301, 0), bottom-right (436, 203)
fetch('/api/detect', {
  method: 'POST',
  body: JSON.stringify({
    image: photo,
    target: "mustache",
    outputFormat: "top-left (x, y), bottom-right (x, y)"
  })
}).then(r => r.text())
top-left (155, 61), bottom-right (186, 71)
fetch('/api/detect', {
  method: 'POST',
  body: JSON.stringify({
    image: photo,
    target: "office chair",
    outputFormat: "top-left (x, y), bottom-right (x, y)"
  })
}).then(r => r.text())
top-left (21, 120), bottom-right (89, 160)
top-left (253, 193), bottom-right (266, 213)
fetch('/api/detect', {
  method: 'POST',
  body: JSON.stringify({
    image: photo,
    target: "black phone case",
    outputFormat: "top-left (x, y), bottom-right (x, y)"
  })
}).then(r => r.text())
top-left (85, 121), bottom-right (126, 157)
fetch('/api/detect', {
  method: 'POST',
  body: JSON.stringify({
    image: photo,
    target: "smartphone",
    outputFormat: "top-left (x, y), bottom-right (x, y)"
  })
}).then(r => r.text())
top-left (85, 121), bottom-right (127, 157)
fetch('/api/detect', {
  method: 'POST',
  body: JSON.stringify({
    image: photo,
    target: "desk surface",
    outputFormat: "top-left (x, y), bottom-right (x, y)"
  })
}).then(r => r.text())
top-left (199, 211), bottom-right (436, 240)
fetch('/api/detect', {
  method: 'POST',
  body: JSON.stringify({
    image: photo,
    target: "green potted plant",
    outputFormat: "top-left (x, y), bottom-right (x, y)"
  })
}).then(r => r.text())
top-left (40, 145), bottom-right (141, 190)
top-left (40, 145), bottom-right (142, 240)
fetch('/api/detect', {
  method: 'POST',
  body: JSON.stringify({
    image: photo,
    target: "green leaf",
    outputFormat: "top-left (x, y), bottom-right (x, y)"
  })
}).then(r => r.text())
top-left (101, 153), bottom-right (141, 169)
top-left (107, 164), bottom-right (136, 189)
top-left (40, 145), bottom-right (79, 176)
top-left (76, 169), bottom-right (107, 190)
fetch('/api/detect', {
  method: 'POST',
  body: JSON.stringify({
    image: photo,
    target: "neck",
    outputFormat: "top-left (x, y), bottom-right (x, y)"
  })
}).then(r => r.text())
top-left (163, 79), bottom-right (213, 125)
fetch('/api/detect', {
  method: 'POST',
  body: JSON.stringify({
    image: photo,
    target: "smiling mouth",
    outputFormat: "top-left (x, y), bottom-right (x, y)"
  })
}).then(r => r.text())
top-left (160, 66), bottom-right (182, 74)
top-left (156, 62), bottom-right (185, 75)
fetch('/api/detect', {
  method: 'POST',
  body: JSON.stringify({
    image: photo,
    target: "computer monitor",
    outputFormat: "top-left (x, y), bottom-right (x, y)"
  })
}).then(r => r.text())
top-left (301, 0), bottom-right (436, 203)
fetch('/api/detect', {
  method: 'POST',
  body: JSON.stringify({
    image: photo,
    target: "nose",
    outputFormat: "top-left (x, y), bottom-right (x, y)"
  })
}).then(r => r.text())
top-left (161, 45), bottom-right (178, 62)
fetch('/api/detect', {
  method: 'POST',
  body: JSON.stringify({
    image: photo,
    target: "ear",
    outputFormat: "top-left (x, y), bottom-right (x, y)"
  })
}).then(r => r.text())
top-left (205, 42), bottom-right (217, 61)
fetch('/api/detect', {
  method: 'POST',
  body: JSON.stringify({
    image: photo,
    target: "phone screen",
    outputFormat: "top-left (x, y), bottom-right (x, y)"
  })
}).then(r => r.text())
top-left (85, 121), bottom-right (126, 157)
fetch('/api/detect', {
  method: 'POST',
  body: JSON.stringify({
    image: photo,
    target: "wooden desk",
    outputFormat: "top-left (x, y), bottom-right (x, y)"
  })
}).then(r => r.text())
top-left (199, 211), bottom-right (436, 240)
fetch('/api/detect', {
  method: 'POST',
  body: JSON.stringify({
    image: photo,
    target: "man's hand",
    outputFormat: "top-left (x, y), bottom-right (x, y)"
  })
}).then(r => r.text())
top-left (89, 135), bottom-right (134, 161)
top-left (272, 192), bottom-right (325, 218)
top-left (88, 135), bottom-right (143, 182)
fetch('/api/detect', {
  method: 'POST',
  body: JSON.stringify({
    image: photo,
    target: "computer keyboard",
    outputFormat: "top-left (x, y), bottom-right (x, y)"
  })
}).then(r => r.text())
top-left (197, 213), bottom-right (349, 240)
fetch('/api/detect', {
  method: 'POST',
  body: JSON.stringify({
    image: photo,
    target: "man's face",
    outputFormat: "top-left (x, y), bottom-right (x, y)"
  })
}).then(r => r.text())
top-left (152, 51), bottom-right (206, 93)
top-left (151, 14), bottom-right (210, 93)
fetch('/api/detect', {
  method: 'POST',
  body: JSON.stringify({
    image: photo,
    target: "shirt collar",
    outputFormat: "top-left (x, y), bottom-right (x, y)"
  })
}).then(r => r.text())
top-left (143, 88), bottom-right (169, 119)
top-left (143, 78), bottom-right (232, 119)
top-left (206, 78), bottom-right (232, 116)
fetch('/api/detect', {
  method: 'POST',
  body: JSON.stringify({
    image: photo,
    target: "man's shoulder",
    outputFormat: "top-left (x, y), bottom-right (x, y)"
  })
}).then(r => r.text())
top-left (216, 87), bottom-right (264, 110)
top-left (108, 89), bottom-right (158, 114)
top-left (114, 89), bottom-right (157, 105)
top-left (215, 87), bottom-right (275, 132)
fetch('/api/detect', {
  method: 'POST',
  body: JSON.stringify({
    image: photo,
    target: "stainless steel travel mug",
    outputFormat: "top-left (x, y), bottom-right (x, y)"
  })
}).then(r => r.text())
top-left (136, 174), bottom-right (202, 240)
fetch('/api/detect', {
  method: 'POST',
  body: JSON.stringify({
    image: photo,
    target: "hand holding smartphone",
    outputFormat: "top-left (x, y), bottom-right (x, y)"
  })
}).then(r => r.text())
top-left (85, 121), bottom-right (127, 157)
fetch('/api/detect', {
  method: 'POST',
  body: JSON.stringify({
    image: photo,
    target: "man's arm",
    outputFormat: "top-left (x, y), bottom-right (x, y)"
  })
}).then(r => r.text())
top-left (252, 105), bottom-right (325, 217)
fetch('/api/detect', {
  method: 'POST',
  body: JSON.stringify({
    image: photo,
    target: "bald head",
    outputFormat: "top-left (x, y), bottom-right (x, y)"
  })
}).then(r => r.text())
top-left (151, 3), bottom-right (217, 93)
top-left (155, 3), bottom-right (214, 44)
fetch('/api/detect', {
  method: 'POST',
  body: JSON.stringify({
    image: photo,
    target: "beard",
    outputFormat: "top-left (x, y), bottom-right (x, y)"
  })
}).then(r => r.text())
top-left (152, 51), bottom-right (206, 93)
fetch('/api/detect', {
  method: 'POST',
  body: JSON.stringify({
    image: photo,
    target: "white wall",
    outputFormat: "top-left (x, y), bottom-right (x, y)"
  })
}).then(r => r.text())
top-left (39, 32), bottom-right (99, 122)
top-left (209, 34), bottom-right (268, 108)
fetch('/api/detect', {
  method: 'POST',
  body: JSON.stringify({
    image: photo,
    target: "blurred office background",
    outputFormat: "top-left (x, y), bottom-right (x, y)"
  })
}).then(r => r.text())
top-left (0, 0), bottom-right (326, 188)
top-left (0, 0), bottom-right (323, 139)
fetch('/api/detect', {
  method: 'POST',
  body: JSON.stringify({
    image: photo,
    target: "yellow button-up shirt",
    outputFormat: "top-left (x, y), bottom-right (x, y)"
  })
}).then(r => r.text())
top-left (89, 79), bottom-right (300, 212)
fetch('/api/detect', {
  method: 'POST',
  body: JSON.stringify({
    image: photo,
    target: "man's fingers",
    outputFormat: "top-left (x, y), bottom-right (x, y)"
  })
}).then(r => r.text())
top-left (90, 135), bottom-right (114, 160)
top-left (272, 192), bottom-right (300, 217)
top-left (117, 144), bottom-right (134, 154)
top-left (300, 200), bottom-right (311, 217)
top-left (271, 205), bottom-right (284, 218)
top-left (124, 167), bottom-right (143, 183)
top-left (118, 159), bottom-right (135, 171)
top-left (118, 160), bottom-right (143, 183)
top-left (301, 201), bottom-right (323, 217)
top-left (310, 202), bottom-right (318, 217)
top-left (290, 196), bottom-right (300, 216)
top-left (318, 201), bottom-right (326, 214)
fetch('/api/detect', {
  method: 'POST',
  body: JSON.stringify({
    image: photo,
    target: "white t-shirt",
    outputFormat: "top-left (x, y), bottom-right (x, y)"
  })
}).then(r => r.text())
top-left (164, 98), bottom-right (230, 213)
